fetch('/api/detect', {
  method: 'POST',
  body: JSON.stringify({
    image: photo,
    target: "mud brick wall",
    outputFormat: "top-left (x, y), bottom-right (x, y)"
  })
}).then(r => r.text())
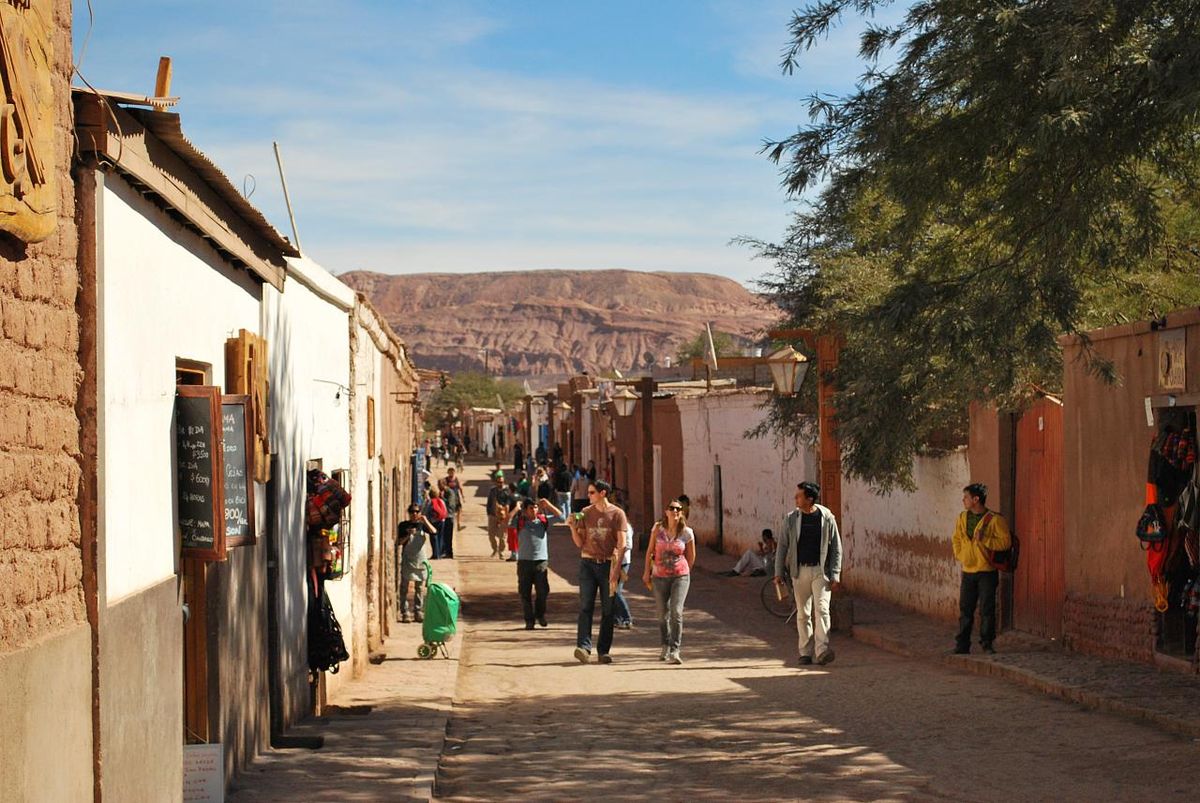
top-left (1062, 593), bottom-right (1155, 664)
top-left (0, 0), bottom-right (83, 654)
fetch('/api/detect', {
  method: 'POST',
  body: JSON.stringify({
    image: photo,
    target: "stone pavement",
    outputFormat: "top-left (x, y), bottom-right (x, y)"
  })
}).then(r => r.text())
top-left (230, 459), bottom-right (1200, 801)
top-left (228, 494), bottom-right (466, 801)
top-left (847, 594), bottom-right (1200, 740)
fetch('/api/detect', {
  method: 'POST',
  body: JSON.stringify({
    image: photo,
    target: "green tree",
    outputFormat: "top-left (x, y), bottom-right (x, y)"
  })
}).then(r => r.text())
top-left (750, 0), bottom-right (1200, 489)
top-left (675, 330), bottom-right (738, 365)
top-left (427, 373), bottom-right (524, 429)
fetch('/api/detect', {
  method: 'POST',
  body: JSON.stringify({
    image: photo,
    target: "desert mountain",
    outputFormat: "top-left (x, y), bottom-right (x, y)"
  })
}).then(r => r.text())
top-left (340, 269), bottom-right (780, 378)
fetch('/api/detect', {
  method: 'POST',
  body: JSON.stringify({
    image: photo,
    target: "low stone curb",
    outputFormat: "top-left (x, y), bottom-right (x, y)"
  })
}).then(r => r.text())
top-left (851, 623), bottom-right (1200, 741)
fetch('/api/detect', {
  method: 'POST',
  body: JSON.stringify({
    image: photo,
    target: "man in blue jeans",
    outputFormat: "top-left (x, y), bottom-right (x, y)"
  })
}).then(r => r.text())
top-left (567, 479), bottom-right (627, 664)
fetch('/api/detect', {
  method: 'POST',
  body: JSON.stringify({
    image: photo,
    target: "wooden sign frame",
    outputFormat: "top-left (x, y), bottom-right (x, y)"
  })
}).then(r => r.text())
top-left (176, 385), bottom-right (227, 561)
top-left (221, 394), bottom-right (256, 547)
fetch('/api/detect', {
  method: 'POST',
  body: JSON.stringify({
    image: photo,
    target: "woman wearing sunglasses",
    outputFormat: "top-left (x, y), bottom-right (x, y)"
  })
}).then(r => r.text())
top-left (643, 499), bottom-right (696, 664)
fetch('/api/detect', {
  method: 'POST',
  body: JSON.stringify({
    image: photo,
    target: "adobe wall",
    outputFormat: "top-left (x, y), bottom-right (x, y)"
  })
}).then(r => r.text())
top-left (0, 0), bottom-right (93, 797)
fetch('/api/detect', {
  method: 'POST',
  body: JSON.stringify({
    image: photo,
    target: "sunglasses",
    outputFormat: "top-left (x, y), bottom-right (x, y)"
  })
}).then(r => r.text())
top-left (587, 490), bottom-right (598, 495)
top-left (667, 505), bottom-right (682, 512)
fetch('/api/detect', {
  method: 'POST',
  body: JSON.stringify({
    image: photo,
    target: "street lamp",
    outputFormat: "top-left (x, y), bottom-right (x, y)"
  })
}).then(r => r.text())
top-left (767, 345), bottom-right (810, 396)
top-left (611, 385), bottom-right (639, 418)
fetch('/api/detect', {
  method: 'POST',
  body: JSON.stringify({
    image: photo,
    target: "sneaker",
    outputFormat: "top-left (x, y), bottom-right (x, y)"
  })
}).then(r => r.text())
top-left (401, 613), bottom-right (410, 624)
top-left (981, 643), bottom-right (996, 655)
top-left (506, 554), bottom-right (517, 562)
top-left (797, 655), bottom-right (813, 666)
top-left (719, 570), bottom-right (738, 577)
top-left (668, 651), bottom-right (683, 665)
top-left (953, 646), bottom-right (970, 655)
top-left (816, 649), bottom-right (835, 666)
top-left (617, 621), bottom-right (633, 630)
top-left (414, 612), bottom-right (423, 623)
top-left (660, 646), bottom-right (670, 661)
top-left (598, 654), bottom-right (613, 664)
top-left (525, 622), bottom-right (535, 630)
top-left (537, 617), bottom-right (548, 628)
top-left (574, 647), bottom-right (590, 664)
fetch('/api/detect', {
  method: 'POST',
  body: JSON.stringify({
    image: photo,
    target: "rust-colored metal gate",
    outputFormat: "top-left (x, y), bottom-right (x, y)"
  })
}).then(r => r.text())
top-left (1013, 397), bottom-right (1066, 639)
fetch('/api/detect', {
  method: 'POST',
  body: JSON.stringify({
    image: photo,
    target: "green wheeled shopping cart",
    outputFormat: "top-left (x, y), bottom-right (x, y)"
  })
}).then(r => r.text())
top-left (417, 560), bottom-right (460, 659)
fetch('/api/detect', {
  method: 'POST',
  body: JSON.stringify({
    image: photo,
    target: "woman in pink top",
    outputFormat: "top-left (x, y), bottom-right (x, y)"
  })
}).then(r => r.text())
top-left (642, 499), bottom-right (696, 664)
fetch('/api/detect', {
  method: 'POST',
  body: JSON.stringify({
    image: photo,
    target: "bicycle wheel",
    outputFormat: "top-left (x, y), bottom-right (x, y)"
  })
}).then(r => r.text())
top-left (761, 577), bottom-right (794, 619)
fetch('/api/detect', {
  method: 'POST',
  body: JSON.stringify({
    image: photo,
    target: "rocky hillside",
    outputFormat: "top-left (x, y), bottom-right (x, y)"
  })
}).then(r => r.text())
top-left (340, 269), bottom-right (779, 377)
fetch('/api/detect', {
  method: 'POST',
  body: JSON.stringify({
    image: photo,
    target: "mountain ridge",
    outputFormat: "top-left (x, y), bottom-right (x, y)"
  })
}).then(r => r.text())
top-left (340, 268), bottom-right (779, 378)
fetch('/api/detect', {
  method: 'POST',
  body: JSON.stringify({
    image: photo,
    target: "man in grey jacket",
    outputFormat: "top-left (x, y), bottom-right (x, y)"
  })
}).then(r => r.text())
top-left (774, 481), bottom-right (843, 666)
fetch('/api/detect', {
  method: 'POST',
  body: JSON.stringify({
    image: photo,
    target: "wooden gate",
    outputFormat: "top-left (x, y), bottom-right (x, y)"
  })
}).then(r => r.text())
top-left (1013, 396), bottom-right (1066, 639)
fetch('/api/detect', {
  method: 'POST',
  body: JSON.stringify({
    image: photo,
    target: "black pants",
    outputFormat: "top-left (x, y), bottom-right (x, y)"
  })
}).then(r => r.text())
top-left (957, 570), bottom-right (999, 649)
top-left (517, 559), bottom-right (549, 624)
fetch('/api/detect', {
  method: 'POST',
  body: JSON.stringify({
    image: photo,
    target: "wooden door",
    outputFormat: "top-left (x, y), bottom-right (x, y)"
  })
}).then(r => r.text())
top-left (1013, 397), bottom-right (1066, 639)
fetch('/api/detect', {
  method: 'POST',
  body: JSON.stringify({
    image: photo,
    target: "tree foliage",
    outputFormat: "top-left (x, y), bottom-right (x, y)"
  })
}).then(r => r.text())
top-left (427, 373), bottom-right (524, 429)
top-left (751, 0), bottom-right (1200, 490)
top-left (675, 330), bottom-right (739, 365)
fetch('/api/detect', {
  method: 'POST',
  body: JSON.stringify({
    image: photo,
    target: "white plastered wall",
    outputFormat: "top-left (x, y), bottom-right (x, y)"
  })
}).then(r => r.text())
top-left (263, 255), bottom-right (354, 719)
top-left (676, 391), bottom-right (818, 556)
top-left (98, 175), bottom-right (262, 605)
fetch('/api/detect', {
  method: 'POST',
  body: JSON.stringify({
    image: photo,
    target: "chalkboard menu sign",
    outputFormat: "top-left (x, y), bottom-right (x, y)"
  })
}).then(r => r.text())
top-left (176, 386), bottom-right (227, 561)
top-left (221, 395), bottom-right (256, 546)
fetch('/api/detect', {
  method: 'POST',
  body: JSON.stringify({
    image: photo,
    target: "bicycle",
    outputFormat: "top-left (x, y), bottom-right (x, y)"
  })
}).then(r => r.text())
top-left (761, 574), bottom-right (797, 624)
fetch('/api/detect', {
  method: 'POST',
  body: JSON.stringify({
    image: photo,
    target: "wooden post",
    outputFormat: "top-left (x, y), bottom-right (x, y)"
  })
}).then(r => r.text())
top-left (154, 57), bottom-right (173, 106)
top-left (816, 335), bottom-right (842, 522)
top-left (640, 376), bottom-right (655, 538)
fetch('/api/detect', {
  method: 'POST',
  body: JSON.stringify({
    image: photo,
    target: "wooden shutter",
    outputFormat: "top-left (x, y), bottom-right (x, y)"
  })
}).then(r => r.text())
top-left (225, 329), bottom-right (271, 483)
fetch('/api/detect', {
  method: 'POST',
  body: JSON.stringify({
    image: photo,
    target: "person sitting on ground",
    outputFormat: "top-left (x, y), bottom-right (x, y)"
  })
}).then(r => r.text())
top-left (720, 530), bottom-right (777, 577)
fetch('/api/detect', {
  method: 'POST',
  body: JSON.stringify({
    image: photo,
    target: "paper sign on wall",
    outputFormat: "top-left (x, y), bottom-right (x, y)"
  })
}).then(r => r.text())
top-left (1158, 328), bottom-right (1186, 391)
top-left (183, 743), bottom-right (224, 803)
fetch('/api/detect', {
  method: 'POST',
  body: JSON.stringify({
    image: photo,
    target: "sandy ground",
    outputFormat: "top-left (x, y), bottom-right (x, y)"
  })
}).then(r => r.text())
top-left (435, 461), bottom-right (1200, 802)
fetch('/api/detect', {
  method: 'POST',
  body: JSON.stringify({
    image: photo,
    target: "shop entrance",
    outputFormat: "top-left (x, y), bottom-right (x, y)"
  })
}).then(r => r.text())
top-left (1149, 405), bottom-right (1198, 661)
top-left (1013, 396), bottom-right (1066, 639)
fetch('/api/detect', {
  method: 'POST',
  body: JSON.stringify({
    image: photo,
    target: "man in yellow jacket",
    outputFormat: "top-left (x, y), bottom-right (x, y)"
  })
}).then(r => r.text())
top-left (952, 483), bottom-right (1011, 654)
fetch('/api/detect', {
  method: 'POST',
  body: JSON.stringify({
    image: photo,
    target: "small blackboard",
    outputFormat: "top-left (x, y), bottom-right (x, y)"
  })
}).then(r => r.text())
top-left (222, 395), bottom-right (256, 547)
top-left (176, 386), bottom-right (226, 561)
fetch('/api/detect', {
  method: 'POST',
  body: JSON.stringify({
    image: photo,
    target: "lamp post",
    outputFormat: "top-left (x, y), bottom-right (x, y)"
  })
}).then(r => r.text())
top-left (610, 379), bottom-right (655, 539)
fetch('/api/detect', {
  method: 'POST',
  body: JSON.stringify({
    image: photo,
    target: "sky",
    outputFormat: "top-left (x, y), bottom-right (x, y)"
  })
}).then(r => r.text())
top-left (72, 1), bottom-right (897, 287)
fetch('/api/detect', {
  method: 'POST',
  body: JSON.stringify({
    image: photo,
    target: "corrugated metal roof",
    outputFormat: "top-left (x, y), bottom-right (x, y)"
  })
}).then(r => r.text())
top-left (124, 107), bottom-right (298, 258)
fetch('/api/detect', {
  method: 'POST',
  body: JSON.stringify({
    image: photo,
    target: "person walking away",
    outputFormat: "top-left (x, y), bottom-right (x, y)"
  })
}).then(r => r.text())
top-left (534, 467), bottom-right (555, 503)
top-left (485, 471), bottom-right (514, 559)
top-left (721, 529), bottom-right (776, 576)
top-left (510, 496), bottom-right (563, 628)
top-left (397, 505), bottom-right (436, 623)
top-left (643, 500), bottom-right (695, 664)
top-left (553, 462), bottom-right (572, 516)
top-left (444, 466), bottom-right (465, 552)
top-left (514, 442), bottom-right (524, 475)
top-left (953, 482), bottom-right (1011, 654)
top-left (568, 479), bottom-right (627, 664)
top-left (774, 482), bottom-right (842, 666)
top-left (570, 466), bottom-right (590, 516)
top-left (424, 486), bottom-right (449, 559)
top-left (613, 520), bottom-right (635, 629)
top-left (535, 441), bottom-right (548, 466)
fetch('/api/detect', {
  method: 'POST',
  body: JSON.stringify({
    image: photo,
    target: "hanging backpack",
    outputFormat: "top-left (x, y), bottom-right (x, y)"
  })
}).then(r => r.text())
top-left (307, 572), bottom-right (350, 673)
top-left (1136, 503), bottom-right (1168, 549)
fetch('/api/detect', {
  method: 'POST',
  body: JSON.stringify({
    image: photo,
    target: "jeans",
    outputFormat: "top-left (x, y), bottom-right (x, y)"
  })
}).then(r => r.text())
top-left (957, 570), bottom-right (999, 649)
top-left (652, 574), bottom-right (691, 651)
top-left (517, 559), bottom-right (550, 624)
top-left (399, 570), bottom-right (424, 616)
top-left (613, 561), bottom-right (632, 624)
top-left (430, 520), bottom-right (446, 559)
top-left (792, 564), bottom-right (832, 659)
top-left (577, 559), bottom-right (615, 655)
top-left (441, 517), bottom-right (455, 558)
top-left (557, 491), bottom-right (571, 517)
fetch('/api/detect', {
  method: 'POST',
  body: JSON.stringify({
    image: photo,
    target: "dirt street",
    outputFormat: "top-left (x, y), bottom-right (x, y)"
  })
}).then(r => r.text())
top-left (436, 462), bottom-right (1198, 801)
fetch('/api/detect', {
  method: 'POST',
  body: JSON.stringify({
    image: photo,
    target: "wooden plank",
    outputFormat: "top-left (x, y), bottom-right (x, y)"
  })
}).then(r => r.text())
top-left (183, 557), bottom-right (209, 743)
top-left (154, 57), bottom-right (173, 101)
